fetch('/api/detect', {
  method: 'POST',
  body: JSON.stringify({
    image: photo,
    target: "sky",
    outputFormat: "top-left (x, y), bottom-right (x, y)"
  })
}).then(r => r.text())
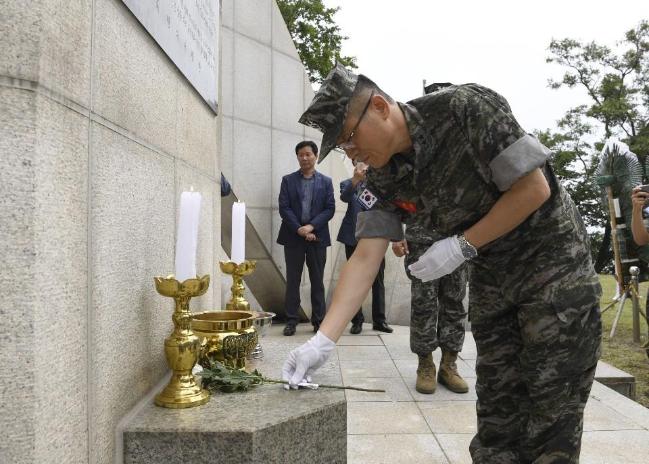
top-left (322, 0), bottom-right (648, 134)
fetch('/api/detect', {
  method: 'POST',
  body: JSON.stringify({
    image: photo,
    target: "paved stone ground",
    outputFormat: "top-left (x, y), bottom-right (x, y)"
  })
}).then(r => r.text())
top-left (270, 324), bottom-right (649, 463)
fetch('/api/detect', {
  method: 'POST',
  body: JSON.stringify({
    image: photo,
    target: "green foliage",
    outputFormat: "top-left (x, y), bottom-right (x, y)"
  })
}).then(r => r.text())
top-left (545, 20), bottom-right (649, 270)
top-left (546, 20), bottom-right (649, 143)
top-left (200, 360), bottom-right (266, 392)
top-left (276, 0), bottom-right (357, 83)
top-left (199, 360), bottom-right (385, 393)
top-left (599, 274), bottom-right (649, 408)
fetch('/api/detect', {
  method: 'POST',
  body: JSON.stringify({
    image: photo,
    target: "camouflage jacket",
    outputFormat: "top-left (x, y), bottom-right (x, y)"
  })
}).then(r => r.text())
top-left (403, 222), bottom-right (444, 245)
top-left (354, 84), bottom-right (601, 320)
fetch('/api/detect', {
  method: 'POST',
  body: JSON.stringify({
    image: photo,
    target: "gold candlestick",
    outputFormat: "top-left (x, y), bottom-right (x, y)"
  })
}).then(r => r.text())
top-left (220, 260), bottom-right (256, 311)
top-left (153, 274), bottom-right (211, 408)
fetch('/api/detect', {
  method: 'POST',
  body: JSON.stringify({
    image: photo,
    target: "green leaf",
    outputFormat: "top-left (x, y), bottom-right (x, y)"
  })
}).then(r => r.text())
top-left (545, 19), bottom-right (649, 272)
top-left (276, 0), bottom-right (357, 83)
top-left (199, 360), bottom-right (268, 393)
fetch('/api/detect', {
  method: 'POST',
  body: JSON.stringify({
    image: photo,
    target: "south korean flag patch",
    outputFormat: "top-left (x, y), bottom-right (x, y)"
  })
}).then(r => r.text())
top-left (357, 188), bottom-right (378, 210)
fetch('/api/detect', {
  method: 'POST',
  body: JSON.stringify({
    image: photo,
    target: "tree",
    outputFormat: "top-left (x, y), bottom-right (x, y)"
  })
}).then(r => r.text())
top-left (545, 20), bottom-right (649, 271)
top-left (276, 0), bottom-right (357, 84)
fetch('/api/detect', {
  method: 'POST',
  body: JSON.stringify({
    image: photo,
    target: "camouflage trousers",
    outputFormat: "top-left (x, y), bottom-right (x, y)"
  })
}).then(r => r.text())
top-left (405, 241), bottom-right (468, 355)
top-left (469, 294), bottom-right (602, 463)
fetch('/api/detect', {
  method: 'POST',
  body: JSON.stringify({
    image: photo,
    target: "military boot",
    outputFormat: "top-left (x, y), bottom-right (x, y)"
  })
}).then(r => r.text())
top-left (438, 351), bottom-right (469, 393)
top-left (415, 353), bottom-right (436, 394)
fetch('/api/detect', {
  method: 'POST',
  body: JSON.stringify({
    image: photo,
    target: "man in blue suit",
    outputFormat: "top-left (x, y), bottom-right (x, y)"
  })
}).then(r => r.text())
top-left (337, 161), bottom-right (393, 334)
top-left (277, 141), bottom-right (336, 336)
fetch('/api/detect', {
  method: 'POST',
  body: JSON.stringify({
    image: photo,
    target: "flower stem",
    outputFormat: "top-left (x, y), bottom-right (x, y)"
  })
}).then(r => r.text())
top-left (263, 377), bottom-right (385, 393)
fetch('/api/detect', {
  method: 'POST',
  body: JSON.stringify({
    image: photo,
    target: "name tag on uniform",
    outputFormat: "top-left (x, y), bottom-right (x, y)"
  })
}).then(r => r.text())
top-left (357, 188), bottom-right (378, 210)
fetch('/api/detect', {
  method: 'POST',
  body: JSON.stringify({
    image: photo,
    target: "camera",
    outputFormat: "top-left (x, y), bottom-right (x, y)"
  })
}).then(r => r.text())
top-left (636, 185), bottom-right (649, 218)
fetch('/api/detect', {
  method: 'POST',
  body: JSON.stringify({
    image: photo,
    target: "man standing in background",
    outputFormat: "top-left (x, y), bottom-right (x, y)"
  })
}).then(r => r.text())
top-left (338, 160), bottom-right (392, 334)
top-left (277, 141), bottom-right (335, 336)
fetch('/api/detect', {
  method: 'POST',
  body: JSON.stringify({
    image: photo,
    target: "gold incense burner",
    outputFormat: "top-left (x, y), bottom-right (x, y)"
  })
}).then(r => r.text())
top-left (220, 260), bottom-right (256, 311)
top-left (192, 310), bottom-right (258, 369)
top-left (153, 275), bottom-right (211, 409)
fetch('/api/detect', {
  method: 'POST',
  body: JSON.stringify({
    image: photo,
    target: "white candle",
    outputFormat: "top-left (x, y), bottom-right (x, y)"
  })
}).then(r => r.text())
top-left (231, 201), bottom-right (246, 264)
top-left (175, 191), bottom-right (202, 281)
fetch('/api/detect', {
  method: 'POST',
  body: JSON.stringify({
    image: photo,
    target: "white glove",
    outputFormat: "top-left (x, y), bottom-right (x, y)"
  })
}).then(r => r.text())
top-left (408, 235), bottom-right (466, 282)
top-left (282, 331), bottom-right (336, 389)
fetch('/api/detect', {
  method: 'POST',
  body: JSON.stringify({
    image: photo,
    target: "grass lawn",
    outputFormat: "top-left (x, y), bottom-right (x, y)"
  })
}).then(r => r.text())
top-left (599, 274), bottom-right (649, 408)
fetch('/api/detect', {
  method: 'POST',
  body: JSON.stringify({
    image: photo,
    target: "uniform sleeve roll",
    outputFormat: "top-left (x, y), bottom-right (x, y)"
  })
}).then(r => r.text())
top-left (489, 134), bottom-right (551, 191)
top-left (355, 210), bottom-right (404, 241)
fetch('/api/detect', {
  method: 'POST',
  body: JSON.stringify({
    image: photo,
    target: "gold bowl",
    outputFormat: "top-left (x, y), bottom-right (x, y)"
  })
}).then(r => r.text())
top-left (191, 311), bottom-right (258, 369)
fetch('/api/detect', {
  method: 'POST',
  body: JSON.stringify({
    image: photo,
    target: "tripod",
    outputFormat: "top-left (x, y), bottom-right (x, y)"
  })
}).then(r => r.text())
top-left (601, 267), bottom-right (649, 356)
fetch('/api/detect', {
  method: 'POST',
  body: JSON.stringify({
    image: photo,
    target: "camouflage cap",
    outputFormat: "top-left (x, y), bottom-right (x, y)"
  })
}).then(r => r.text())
top-left (299, 63), bottom-right (360, 163)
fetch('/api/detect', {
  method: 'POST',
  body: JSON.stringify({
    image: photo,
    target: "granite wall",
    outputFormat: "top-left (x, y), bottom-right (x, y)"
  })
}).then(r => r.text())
top-left (1, 1), bottom-right (220, 463)
top-left (1, 1), bottom-right (414, 463)
top-left (219, 0), bottom-right (352, 319)
top-left (219, 0), bottom-right (411, 326)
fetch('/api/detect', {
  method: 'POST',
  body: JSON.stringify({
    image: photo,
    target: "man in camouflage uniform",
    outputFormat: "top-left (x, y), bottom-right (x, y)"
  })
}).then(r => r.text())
top-left (282, 64), bottom-right (602, 463)
top-left (393, 223), bottom-right (469, 394)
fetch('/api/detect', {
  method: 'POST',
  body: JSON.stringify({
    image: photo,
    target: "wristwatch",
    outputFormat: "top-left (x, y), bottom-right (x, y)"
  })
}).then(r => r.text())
top-left (457, 233), bottom-right (478, 260)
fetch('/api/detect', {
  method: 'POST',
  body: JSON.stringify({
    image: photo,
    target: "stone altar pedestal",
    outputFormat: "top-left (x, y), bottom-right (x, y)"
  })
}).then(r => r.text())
top-left (122, 335), bottom-right (346, 463)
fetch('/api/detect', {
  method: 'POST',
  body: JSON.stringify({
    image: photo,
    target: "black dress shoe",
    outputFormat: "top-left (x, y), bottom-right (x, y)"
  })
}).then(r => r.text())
top-left (283, 324), bottom-right (296, 336)
top-left (312, 323), bottom-right (320, 333)
top-left (350, 323), bottom-right (362, 335)
top-left (373, 321), bottom-right (393, 333)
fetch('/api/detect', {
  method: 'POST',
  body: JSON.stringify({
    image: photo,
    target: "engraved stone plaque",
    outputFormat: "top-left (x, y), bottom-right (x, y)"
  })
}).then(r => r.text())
top-left (123, 0), bottom-right (219, 113)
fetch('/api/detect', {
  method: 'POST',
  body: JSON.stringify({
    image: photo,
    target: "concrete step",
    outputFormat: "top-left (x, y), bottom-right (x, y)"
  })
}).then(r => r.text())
top-left (595, 360), bottom-right (636, 400)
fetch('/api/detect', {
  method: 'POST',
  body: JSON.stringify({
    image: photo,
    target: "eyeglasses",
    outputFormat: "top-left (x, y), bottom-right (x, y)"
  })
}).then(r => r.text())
top-left (336, 91), bottom-right (374, 151)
